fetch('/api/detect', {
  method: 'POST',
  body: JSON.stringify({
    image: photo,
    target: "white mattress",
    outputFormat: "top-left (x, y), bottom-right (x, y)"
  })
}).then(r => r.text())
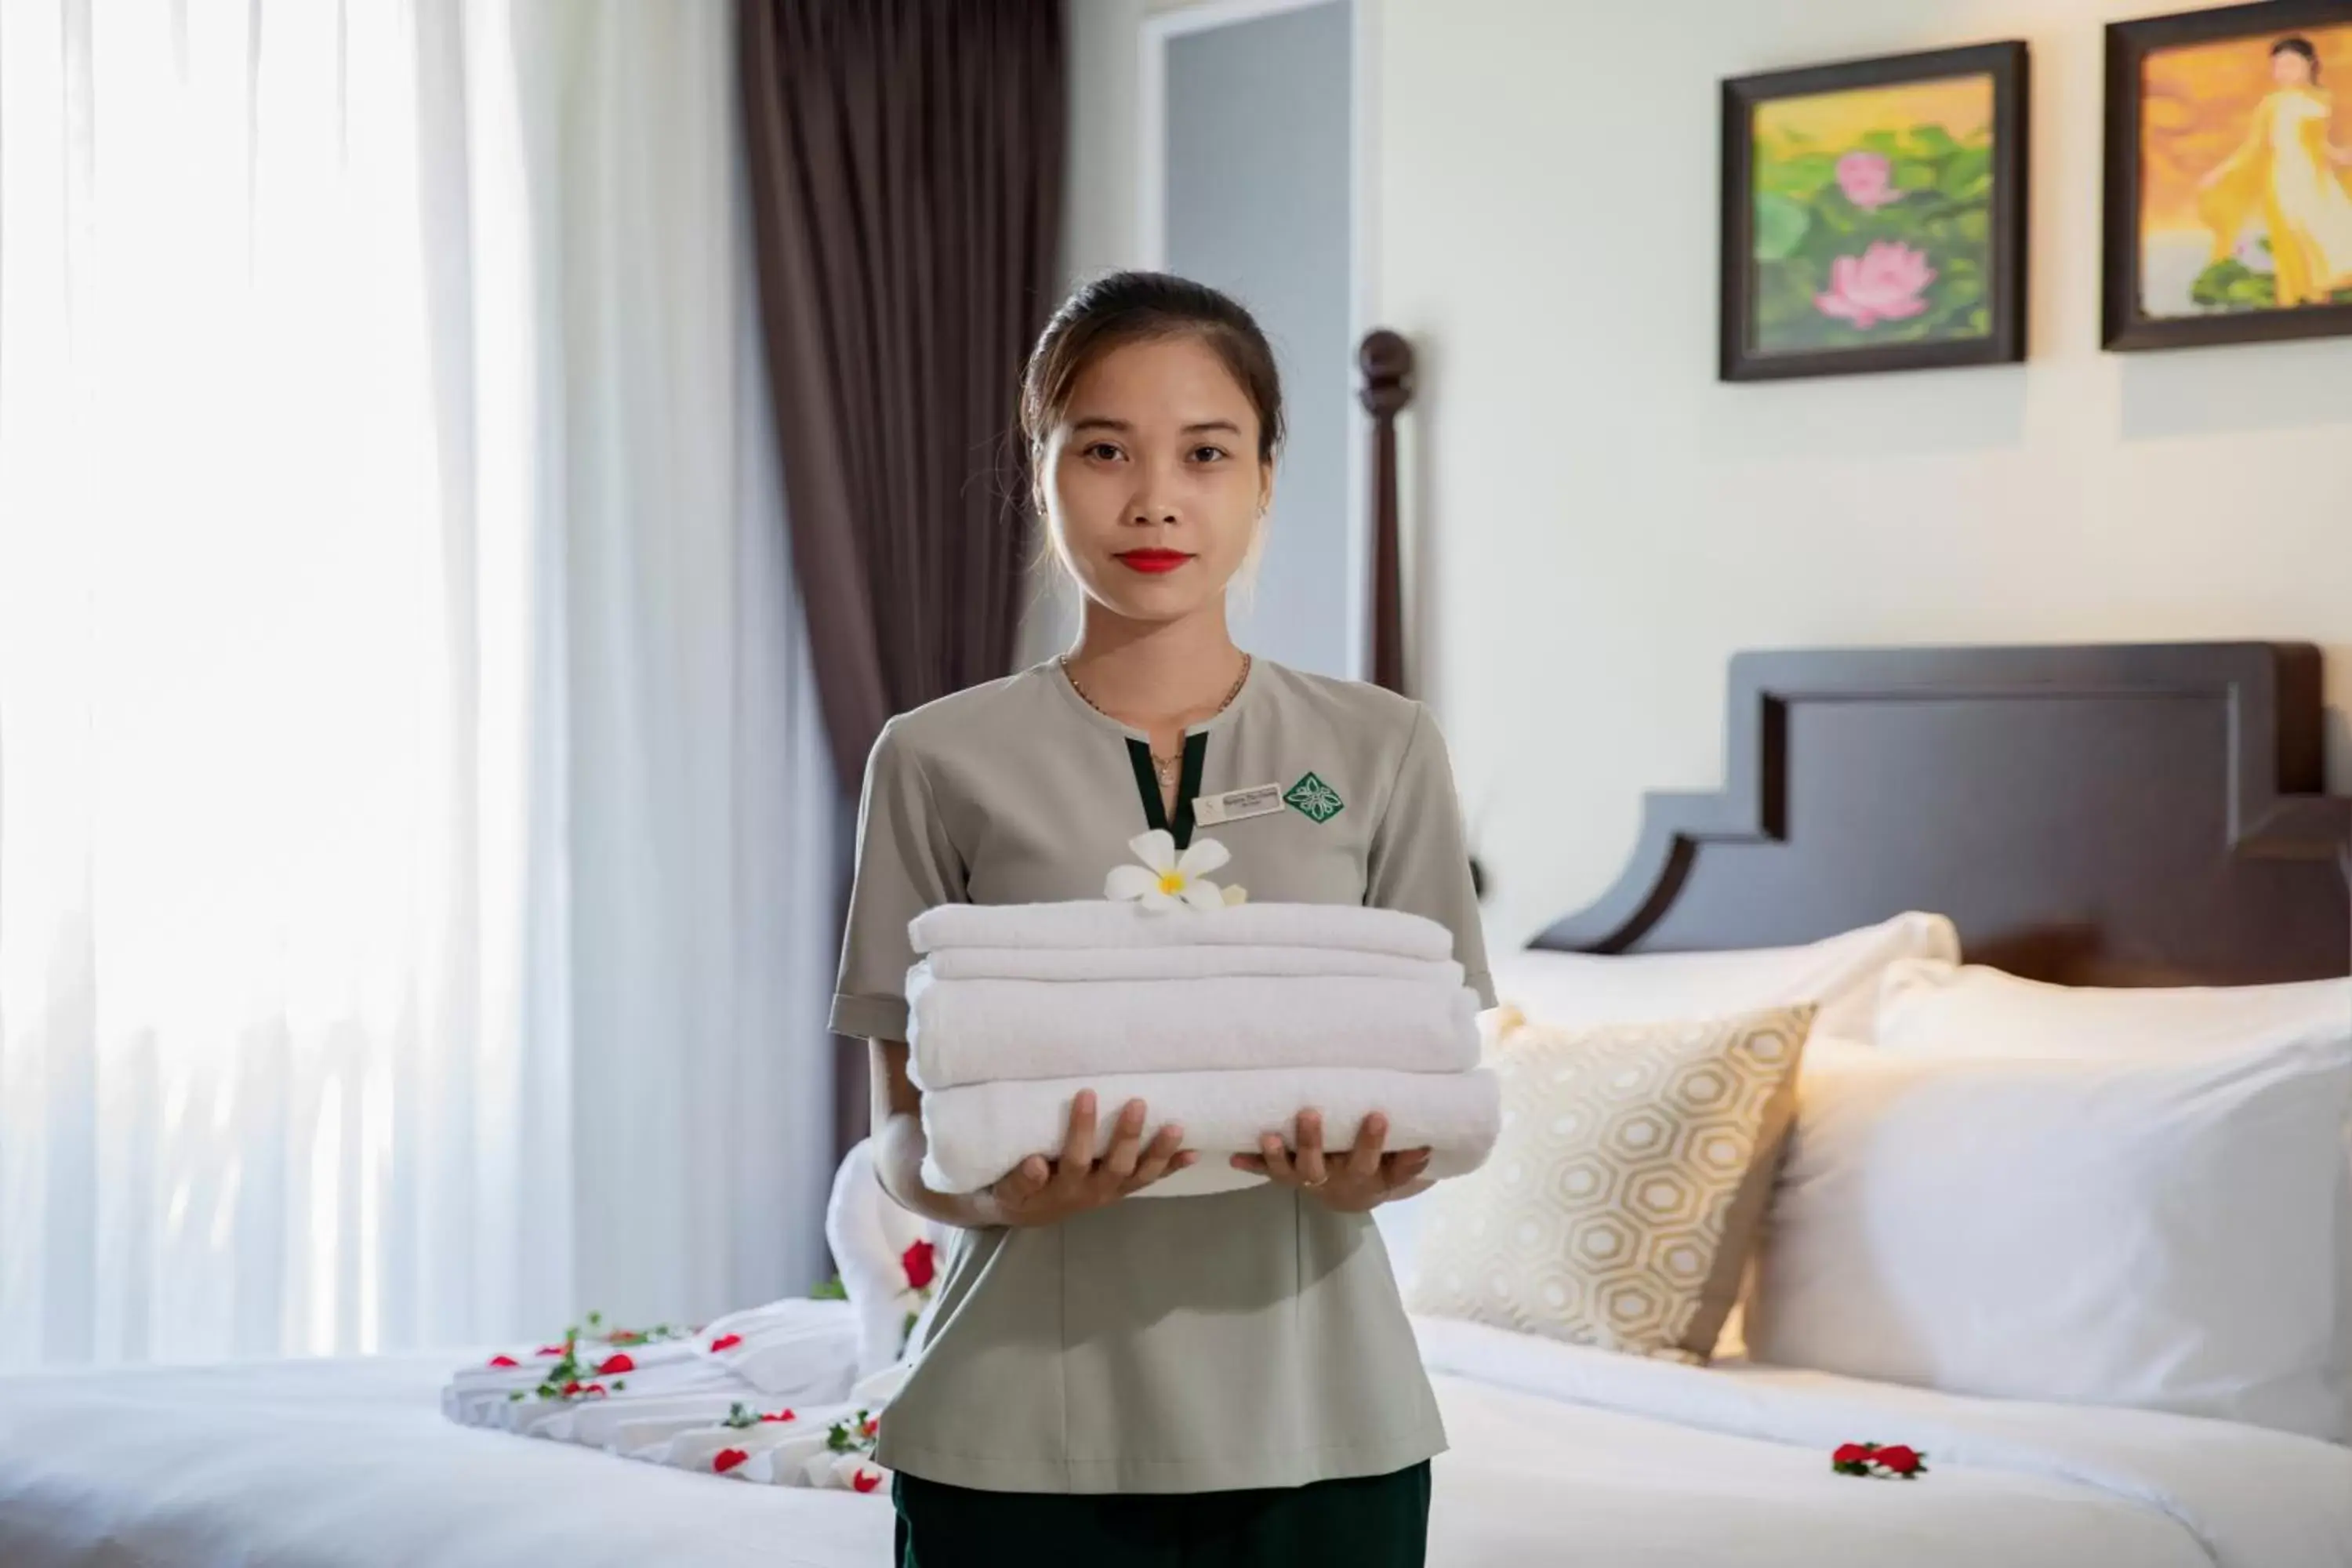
top-left (3, 1318), bottom-right (2346, 1568)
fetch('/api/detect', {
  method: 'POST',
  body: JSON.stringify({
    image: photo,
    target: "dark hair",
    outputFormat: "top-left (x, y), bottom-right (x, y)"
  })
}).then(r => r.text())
top-left (1019, 271), bottom-right (1285, 468)
top-left (2274, 36), bottom-right (2321, 80)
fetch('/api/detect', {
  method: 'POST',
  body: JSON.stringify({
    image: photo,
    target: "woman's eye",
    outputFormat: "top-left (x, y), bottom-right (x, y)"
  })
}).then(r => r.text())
top-left (1189, 445), bottom-right (1228, 464)
top-left (1083, 442), bottom-right (1123, 462)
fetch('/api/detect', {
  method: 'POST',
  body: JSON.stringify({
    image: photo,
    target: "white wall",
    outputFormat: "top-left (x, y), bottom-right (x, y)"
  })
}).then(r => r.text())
top-left (1377, 0), bottom-right (2352, 949)
top-left (1165, 2), bottom-right (1358, 677)
top-left (1056, 0), bottom-right (2352, 952)
top-left (1027, 0), bottom-right (1363, 675)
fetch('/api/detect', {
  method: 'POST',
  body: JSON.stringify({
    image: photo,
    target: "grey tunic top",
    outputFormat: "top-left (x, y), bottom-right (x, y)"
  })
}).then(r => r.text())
top-left (830, 655), bottom-right (1496, 1495)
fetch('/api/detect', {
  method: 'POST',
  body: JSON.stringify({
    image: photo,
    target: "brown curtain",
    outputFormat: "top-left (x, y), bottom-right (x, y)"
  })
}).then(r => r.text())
top-left (738, 0), bottom-right (1065, 800)
top-left (737, 0), bottom-right (1065, 1164)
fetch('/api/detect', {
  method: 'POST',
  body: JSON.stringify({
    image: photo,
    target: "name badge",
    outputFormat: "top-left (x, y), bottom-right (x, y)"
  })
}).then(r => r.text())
top-left (1191, 782), bottom-right (1287, 826)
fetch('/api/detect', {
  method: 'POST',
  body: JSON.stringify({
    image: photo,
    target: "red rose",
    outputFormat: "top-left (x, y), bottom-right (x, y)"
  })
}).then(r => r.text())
top-left (487, 1354), bottom-right (519, 1368)
top-left (851, 1468), bottom-right (882, 1494)
top-left (713, 1447), bottom-right (750, 1475)
top-left (760, 1409), bottom-right (796, 1423)
top-left (1875, 1445), bottom-right (1925, 1477)
top-left (709, 1332), bottom-right (742, 1352)
top-left (595, 1352), bottom-right (635, 1375)
top-left (860, 1415), bottom-right (880, 1439)
top-left (1831, 1443), bottom-right (1876, 1468)
top-left (902, 1239), bottom-right (937, 1292)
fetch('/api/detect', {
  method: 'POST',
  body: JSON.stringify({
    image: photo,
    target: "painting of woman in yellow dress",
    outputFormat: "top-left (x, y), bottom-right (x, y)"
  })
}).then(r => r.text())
top-left (2194, 36), bottom-right (2352, 309)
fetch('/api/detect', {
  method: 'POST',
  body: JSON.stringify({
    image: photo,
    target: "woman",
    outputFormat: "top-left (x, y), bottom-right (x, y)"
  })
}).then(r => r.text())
top-left (829, 271), bottom-right (1495, 1565)
top-left (2198, 35), bottom-right (2352, 307)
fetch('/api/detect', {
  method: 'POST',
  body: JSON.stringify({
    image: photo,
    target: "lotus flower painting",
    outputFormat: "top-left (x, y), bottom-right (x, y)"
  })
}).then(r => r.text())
top-left (1722, 45), bottom-right (2025, 379)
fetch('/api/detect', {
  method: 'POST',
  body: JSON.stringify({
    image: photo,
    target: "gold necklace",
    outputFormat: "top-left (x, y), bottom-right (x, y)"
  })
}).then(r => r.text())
top-left (1061, 652), bottom-right (1253, 787)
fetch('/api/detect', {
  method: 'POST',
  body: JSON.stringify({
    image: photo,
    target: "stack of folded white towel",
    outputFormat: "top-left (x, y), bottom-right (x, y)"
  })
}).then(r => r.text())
top-left (906, 900), bottom-right (1500, 1199)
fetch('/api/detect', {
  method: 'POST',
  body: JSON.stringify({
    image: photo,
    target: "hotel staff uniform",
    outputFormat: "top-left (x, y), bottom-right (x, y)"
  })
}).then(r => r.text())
top-left (829, 656), bottom-right (1496, 1566)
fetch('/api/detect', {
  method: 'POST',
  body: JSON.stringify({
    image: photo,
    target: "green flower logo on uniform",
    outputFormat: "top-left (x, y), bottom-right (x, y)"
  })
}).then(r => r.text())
top-left (1283, 771), bottom-right (1345, 824)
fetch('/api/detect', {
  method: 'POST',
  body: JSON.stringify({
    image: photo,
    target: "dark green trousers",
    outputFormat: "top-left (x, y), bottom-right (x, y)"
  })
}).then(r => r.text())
top-left (891, 1461), bottom-right (1432, 1566)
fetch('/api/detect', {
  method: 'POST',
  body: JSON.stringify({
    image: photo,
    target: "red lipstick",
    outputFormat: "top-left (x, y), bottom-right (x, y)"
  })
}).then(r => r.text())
top-left (1113, 549), bottom-right (1192, 575)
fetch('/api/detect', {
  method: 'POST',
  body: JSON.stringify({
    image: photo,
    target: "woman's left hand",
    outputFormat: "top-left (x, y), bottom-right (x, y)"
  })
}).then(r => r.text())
top-left (1230, 1110), bottom-right (1432, 1212)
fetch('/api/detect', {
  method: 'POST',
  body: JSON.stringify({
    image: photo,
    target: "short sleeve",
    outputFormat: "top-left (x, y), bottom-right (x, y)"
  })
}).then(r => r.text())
top-left (1365, 703), bottom-right (1496, 1008)
top-left (829, 720), bottom-right (966, 1041)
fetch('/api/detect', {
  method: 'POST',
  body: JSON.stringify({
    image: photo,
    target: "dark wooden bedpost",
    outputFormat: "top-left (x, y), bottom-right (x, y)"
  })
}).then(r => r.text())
top-left (1357, 329), bottom-right (1414, 695)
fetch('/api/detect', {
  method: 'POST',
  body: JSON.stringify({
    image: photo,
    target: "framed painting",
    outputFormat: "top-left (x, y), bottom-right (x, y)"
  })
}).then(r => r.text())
top-left (2103, 0), bottom-right (2352, 350)
top-left (1720, 42), bottom-right (2031, 382)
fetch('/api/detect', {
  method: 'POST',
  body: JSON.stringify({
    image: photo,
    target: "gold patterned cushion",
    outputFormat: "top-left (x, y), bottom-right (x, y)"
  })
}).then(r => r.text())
top-left (1405, 1004), bottom-right (1815, 1362)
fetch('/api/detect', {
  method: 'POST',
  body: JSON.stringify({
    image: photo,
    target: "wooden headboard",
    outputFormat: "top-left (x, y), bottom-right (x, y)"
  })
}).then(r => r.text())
top-left (1533, 642), bottom-right (2350, 986)
top-left (1351, 332), bottom-right (2350, 987)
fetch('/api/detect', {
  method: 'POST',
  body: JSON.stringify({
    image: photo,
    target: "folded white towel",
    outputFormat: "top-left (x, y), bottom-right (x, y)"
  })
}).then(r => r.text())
top-left (438, 1295), bottom-right (897, 1489)
top-left (822, 1138), bottom-right (947, 1379)
top-left (695, 1297), bottom-right (870, 1401)
top-left (905, 971), bottom-right (1482, 1091)
top-left (441, 1298), bottom-right (860, 1432)
top-left (909, 899), bottom-right (1456, 962)
top-left (918, 944), bottom-right (1466, 987)
top-left (527, 1374), bottom-right (760, 1444)
top-left (918, 1064), bottom-right (1501, 1196)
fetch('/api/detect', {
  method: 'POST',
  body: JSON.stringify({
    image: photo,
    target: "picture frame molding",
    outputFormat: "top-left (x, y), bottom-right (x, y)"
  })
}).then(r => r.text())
top-left (2102, 0), bottom-right (2352, 352)
top-left (1719, 39), bottom-right (2032, 383)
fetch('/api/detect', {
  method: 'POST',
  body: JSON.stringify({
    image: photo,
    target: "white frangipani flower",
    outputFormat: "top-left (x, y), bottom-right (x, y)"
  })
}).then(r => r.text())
top-left (1104, 829), bottom-right (1232, 912)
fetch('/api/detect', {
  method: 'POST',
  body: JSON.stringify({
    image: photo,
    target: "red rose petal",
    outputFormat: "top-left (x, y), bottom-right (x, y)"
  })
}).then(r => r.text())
top-left (1831, 1443), bottom-right (1876, 1467)
top-left (535, 1345), bottom-right (564, 1356)
top-left (708, 1332), bottom-right (742, 1352)
top-left (487, 1354), bottom-right (519, 1368)
top-left (760, 1409), bottom-right (795, 1423)
top-left (595, 1352), bottom-right (635, 1374)
top-left (902, 1238), bottom-right (937, 1292)
top-left (860, 1416), bottom-right (879, 1438)
top-left (713, 1447), bottom-right (750, 1475)
top-left (851, 1468), bottom-right (881, 1494)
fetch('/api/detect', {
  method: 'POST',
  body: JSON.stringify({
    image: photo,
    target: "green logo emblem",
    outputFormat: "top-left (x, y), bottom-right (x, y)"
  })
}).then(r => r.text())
top-left (1283, 771), bottom-right (1345, 824)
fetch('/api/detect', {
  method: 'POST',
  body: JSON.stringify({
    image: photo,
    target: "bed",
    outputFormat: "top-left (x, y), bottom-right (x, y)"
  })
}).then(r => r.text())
top-left (4, 1317), bottom-right (2344, 1568)
top-left (5, 638), bottom-right (2348, 1566)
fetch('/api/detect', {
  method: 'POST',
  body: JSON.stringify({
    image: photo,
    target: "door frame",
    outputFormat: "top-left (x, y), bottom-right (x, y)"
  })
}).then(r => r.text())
top-left (1137, 0), bottom-right (1378, 682)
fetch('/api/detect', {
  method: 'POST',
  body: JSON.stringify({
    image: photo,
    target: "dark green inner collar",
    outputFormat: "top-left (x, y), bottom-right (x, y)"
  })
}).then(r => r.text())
top-left (1124, 731), bottom-right (1209, 849)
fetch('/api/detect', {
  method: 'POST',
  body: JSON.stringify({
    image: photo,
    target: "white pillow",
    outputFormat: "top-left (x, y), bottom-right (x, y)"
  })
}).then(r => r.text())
top-left (1490, 912), bottom-right (1957, 1044)
top-left (1873, 959), bottom-right (2352, 1439)
top-left (1746, 1036), bottom-right (2352, 1439)
top-left (1877, 959), bottom-right (2351, 1059)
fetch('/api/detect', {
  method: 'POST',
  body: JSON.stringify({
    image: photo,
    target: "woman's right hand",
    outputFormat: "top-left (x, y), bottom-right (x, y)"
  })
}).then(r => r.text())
top-left (985, 1090), bottom-right (1193, 1227)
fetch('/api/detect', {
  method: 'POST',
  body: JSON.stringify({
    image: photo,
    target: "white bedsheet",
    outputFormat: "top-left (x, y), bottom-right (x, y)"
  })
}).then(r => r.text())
top-left (4, 1323), bottom-right (2346, 1568)
top-left (1416, 1316), bottom-right (2352, 1567)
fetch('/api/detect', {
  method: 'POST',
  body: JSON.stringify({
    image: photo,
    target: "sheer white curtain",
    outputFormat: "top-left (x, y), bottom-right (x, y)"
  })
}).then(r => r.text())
top-left (0, 0), bottom-right (834, 1370)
